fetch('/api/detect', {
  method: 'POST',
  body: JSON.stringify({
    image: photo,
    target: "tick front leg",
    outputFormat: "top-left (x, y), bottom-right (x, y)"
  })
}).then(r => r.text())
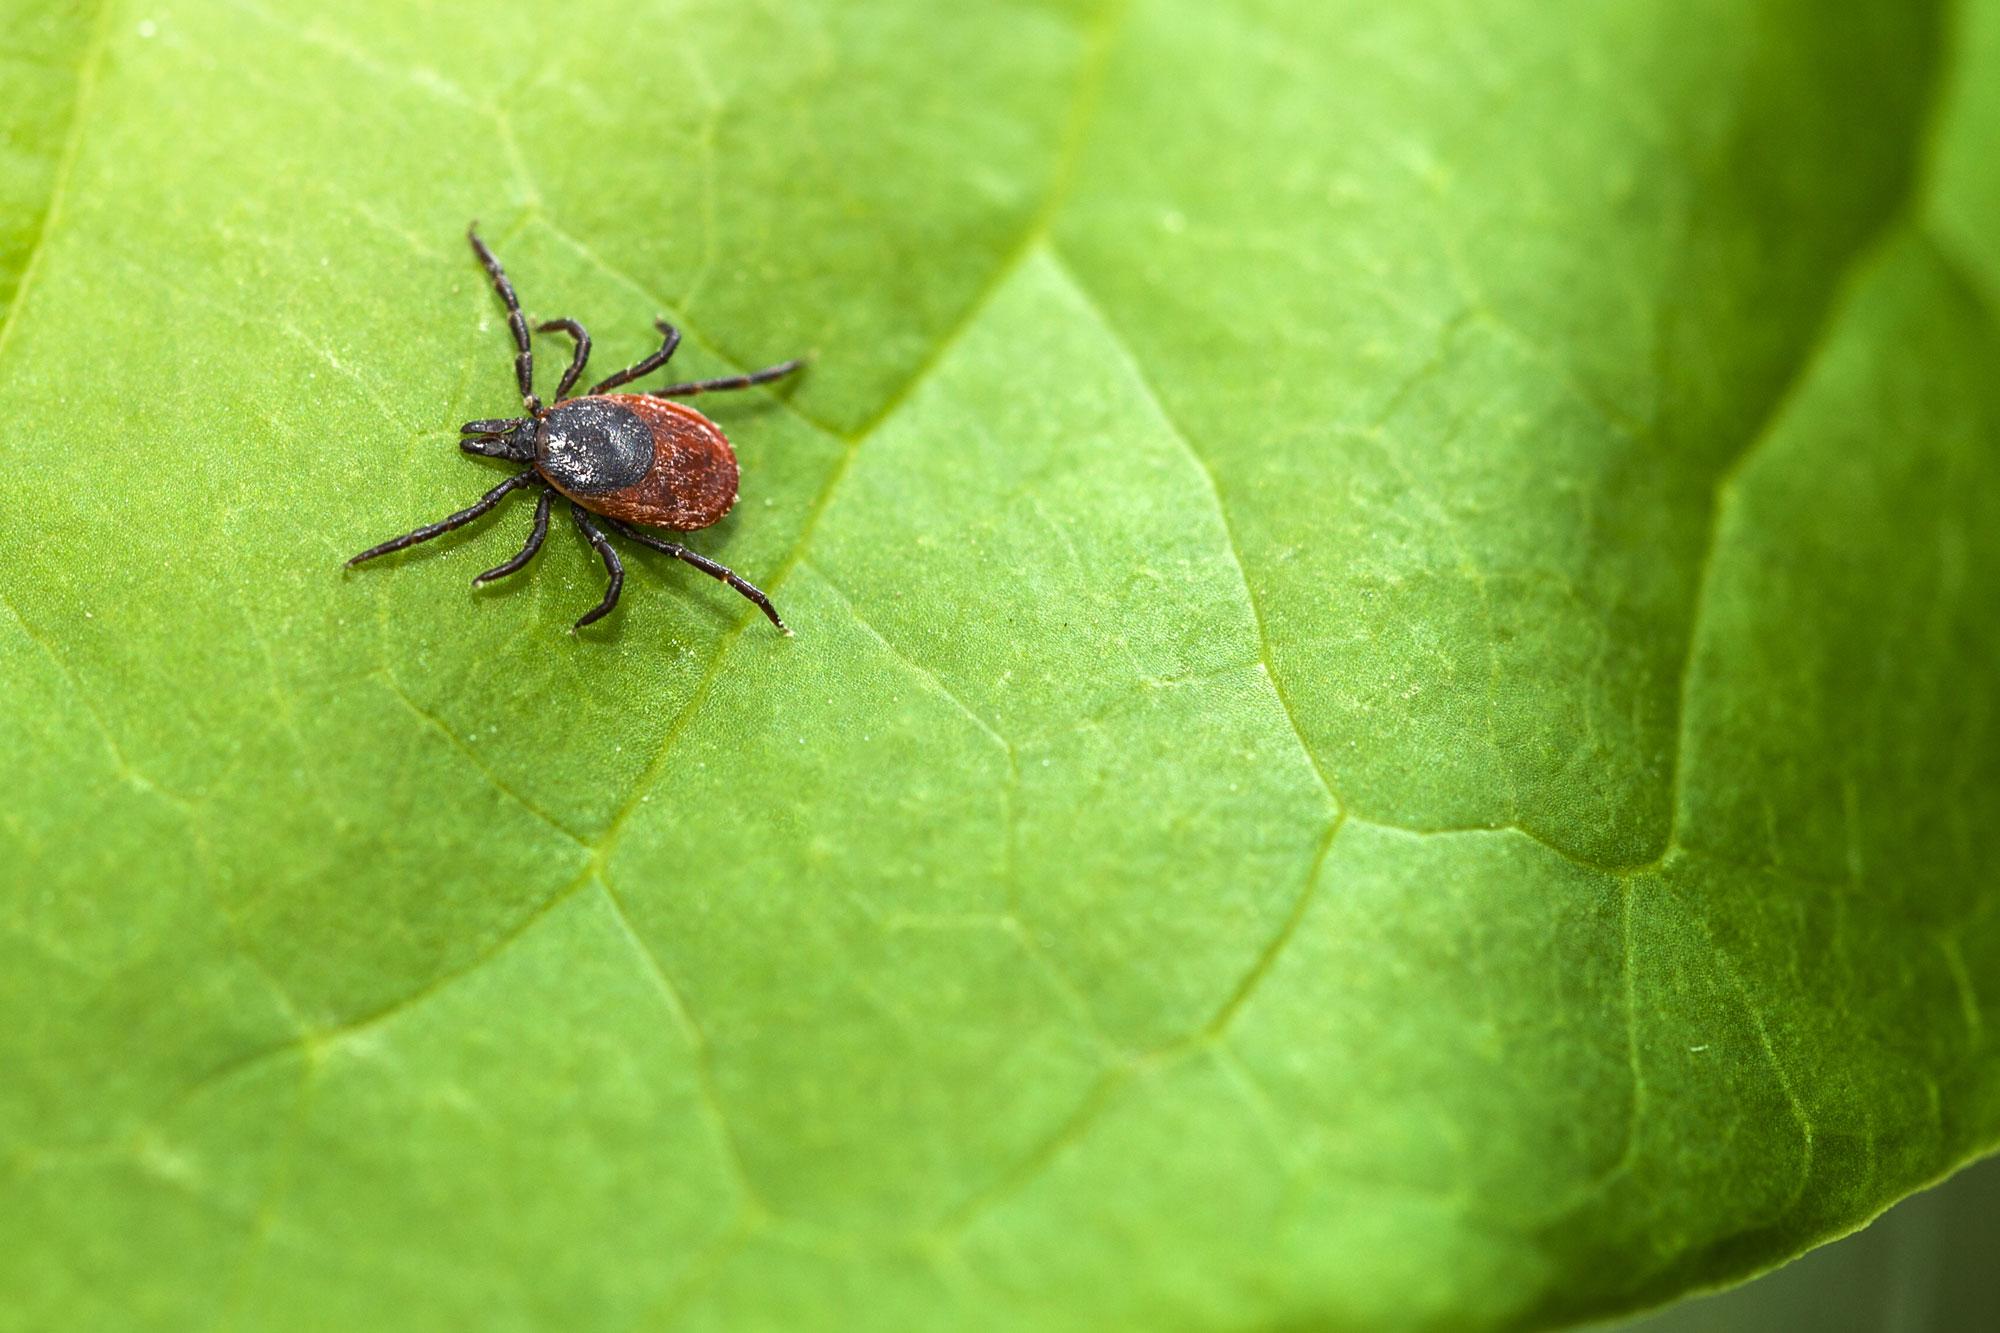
top-left (588, 319), bottom-right (682, 394)
top-left (535, 318), bottom-right (592, 401)
top-left (606, 518), bottom-right (791, 635)
top-left (346, 471), bottom-right (538, 566)
top-left (569, 503), bottom-right (625, 628)
top-left (467, 225), bottom-right (541, 414)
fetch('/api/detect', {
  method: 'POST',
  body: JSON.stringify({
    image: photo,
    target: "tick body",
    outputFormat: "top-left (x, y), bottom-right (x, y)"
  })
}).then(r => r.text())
top-left (536, 395), bottom-right (737, 529)
top-left (347, 226), bottom-right (803, 633)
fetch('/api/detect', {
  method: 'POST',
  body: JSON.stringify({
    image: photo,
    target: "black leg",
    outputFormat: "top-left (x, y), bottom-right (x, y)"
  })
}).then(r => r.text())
top-left (605, 518), bottom-right (790, 635)
top-left (474, 486), bottom-right (554, 584)
top-left (589, 319), bottom-right (682, 395)
top-left (468, 225), bottom-right (541, 414)
top-left (649, 358), bottom-right (805, 399)
top-left (536, 318), bottom-right (592, 401)
top-left (347, 472), bottom-right (538, 566)
top-left (569, 504), bottom-right (625, 627)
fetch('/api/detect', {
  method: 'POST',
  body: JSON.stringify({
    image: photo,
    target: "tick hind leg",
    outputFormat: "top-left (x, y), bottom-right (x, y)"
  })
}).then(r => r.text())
top-left (347, 472), bottom-right (538, 567)
top-left (606, 518), bottom-right (790, 635)
top-left (467, 226), bottom-right (541, 414)
top-left (589, 319), bottom-right (682, 394)
top-left (535, 318), bottom-right (592, 401)
top-left (648, 357), bottom-right (804, 399)
top-left (569, 503), bottom-right (625, 628)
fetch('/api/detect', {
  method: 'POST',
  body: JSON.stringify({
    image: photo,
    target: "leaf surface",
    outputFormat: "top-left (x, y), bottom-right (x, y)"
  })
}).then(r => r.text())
top-left (2, 0), bottom-right (1997, 1328)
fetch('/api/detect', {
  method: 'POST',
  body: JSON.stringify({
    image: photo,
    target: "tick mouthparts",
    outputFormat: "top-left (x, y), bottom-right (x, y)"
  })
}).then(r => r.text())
top-left (460, 418), bottom-right (516, 435)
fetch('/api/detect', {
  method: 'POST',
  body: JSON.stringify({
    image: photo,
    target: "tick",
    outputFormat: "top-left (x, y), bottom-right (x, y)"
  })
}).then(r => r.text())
top-left (347, 225), bottom-right (803, 633)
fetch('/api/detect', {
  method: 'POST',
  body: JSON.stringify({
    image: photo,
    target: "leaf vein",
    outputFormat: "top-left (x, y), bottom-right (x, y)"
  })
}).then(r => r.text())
top-left (0, 0), bottom-right (112, 370)
top-left (373, 667), bottom-right (589, 845)
top-left (1660, 22), bottom-right (1953, 856)
top-left (596, 879), bottom-right (768, 1217)
top-left (1044, 247), bottom-right (1345, 819)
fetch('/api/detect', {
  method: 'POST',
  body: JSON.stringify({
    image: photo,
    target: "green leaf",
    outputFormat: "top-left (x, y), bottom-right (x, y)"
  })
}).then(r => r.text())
top-left (1612, 1153), bottom-right (2000, 1332)
top-left (2, 0), bottom-right (1996, 1328)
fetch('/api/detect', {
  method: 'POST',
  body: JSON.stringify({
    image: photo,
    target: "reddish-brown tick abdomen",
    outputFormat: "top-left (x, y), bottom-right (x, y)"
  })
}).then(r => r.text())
top-left (536, 393), bottom-right (739, 532)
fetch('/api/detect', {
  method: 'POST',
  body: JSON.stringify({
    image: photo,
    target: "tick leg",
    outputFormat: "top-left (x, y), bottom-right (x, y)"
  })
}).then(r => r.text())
top-left (468, 225), bottom-right (541, 414)
top-left (346, 471), bottom-right (538, 566)
top-left (473, 485), bottom-right (554, 584)
top-left (569, 504), bottom-right (625, 628)
top-left (588, 319), bottom-right (682, 394)
top-left (606, 518), bottom-right (790, 635)
top-left (649, 358), bottom-right (805, 399)
top-left (536, 318), bottom-right (592, 401)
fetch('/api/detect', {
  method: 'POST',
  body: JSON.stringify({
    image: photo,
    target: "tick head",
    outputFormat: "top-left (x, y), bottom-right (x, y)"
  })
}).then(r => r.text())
top-left (459, 416), bottom-right (537, 462)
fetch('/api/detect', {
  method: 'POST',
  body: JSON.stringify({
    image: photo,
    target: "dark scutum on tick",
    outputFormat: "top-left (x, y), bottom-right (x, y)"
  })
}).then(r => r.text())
top-left (346, 225), bottom-right (804, 633)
